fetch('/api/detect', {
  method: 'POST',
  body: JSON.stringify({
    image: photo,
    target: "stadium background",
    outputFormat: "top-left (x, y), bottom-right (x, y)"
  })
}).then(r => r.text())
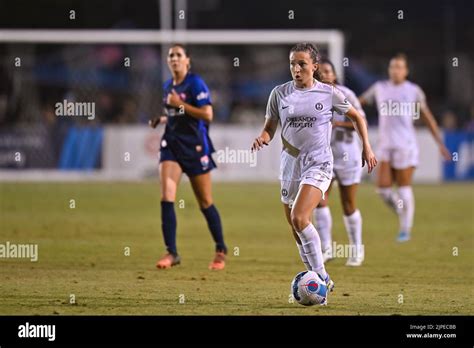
top-left (0, 0), bottom-right (472, 182)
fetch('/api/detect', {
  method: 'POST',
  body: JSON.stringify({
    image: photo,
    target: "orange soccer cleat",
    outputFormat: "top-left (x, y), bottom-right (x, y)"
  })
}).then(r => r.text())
top-left (208, 251), bottom-right (226, 270)
top-left (156, 253), bottom-right (181, 269)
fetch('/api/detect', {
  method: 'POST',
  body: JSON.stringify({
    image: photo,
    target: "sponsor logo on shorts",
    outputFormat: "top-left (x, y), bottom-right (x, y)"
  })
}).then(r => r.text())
top-left (281, 189), bottom-right (288, 197)
top-left (200, 155), bottom-right (210, 169)
top-left (161, 140), bottom-right (167, 148)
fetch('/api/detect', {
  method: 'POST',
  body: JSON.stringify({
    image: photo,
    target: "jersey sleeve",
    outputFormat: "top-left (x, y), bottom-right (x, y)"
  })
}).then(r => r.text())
top-left (191, 76), bottom-right (212, 107)
top-left (345, 89), bottom-right (366, 118)
top-left (414, 84), bottom-right (427, 108)
top-left (332, 86), bottom-right (352, 115)
top-left (360, 83), bottom-right (377, 105)
top-left (264, 86), bottom-right (280, 121)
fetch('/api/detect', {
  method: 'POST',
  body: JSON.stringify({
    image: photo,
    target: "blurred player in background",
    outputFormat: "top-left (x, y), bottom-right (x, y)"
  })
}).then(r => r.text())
top-left (314, 59), bottom-right (366, 266)
top-left (150, 44), bottom-right (227, 270)
top-left (359, 53), bottom-right (451, 242)
top-left (251, 43), bottom-right (377, 302)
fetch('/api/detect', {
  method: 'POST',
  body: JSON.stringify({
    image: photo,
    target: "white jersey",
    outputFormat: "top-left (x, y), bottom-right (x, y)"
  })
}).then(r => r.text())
top-left (331, 84), bottom-right (365, 170)
top-left (361, 80), bottom-right (426, 150)
top-left (265, 79), bottom-right (352, 180)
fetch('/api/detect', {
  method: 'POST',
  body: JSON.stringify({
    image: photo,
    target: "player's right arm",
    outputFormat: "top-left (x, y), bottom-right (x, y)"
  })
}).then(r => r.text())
top-left (251, 86), bottom-right (280, 152)
top-left (251, 117), bottom-right (278, 152)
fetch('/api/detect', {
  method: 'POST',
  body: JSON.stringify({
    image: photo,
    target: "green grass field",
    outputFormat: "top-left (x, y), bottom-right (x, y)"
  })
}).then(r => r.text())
top-left (0, 181), bottom-right (472, 315)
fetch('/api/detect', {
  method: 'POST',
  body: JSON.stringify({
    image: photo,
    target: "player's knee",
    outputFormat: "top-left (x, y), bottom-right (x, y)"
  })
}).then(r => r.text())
top-left (342, 201), bottom-right (356, 215)
top-left (290, 212), bottom-right (309, 232)
top-left (318, 199), bottom-right (328, 208)
top-left (198, 197), bottom-right (213, 209)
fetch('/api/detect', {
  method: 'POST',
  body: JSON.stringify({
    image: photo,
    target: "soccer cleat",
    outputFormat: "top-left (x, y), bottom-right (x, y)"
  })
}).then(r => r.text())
top-left (322, 246), bottom-right (335, 263)
top-left (209, 251), bottom-right (226, 270)
top-left (346, 256), bottom-right (364, 267)
top-left (316, 273), bottom-right (334, 306)
top-left (156, 253), bottom-right (181, 269)
top-left (319, 273), bottom-right (335, 293)
top-left (396, 231), bottom-right (411, 243)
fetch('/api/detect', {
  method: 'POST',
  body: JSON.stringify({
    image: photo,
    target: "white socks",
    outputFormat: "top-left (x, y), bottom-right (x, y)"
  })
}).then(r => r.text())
top-left (343, 209), bottom-right (362, 246)
top-left (296, 242), bottom-right (311, 271)
top-left (378, 186), bottom-right (415, 234)
top-left (314, 207), bottom-right (332, 251)
top-left (297, 223), bottom-right (327, 279)
top-left (377, 187), bottom-right (400, 213)
top-left (397, 186), bottom-right (414, 233)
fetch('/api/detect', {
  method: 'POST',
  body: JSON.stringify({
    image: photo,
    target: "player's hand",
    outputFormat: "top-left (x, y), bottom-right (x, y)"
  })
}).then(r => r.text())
top-left (166, 89), bottom-right (183, 108)
top-left (439, 144), bottom-right (452, 161)
top-left (251, 136), bottom-right (269, 152)
top-left (362, 147), bottom-right (378, 173)
top-left (149, 116), bottom-right (167, 128)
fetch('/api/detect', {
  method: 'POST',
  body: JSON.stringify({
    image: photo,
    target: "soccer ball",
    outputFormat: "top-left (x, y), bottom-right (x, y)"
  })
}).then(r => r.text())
top-left (291, 270), bottom-right (328, 306)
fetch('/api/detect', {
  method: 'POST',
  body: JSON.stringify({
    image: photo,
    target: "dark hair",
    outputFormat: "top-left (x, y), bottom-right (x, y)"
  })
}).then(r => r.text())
top-left (289, 43), bottom-right (321, 81)
top-left (169, 43), bottom-right (191, 70)
top-left (319, 58), bottom-right (338, 84)
top-left (390, 53), bottom-right (408, 66)
top-left (289, 42), bottom-right (320, 64)
top-left (170, 43), bottom-right (189, 57)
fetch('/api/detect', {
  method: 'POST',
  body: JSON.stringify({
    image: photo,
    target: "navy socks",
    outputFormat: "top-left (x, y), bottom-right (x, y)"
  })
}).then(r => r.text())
top-left (201, 204), bottom-right (227, 253)
top-left (161, 201), bottom-right (177, 255)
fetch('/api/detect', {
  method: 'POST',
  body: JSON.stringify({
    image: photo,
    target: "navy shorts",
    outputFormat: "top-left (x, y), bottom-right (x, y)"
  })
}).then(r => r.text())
top-left (159, 138), bottom-right (217, 177)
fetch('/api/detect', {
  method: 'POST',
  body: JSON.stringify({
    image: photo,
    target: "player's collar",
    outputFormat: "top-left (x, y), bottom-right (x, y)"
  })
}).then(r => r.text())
top-left (293, 78), bottom-right (316, 91)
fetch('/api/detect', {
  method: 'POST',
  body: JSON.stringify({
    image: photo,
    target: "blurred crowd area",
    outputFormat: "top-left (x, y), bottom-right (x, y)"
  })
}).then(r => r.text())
top-left (0, 43), bottom-right (473, 131)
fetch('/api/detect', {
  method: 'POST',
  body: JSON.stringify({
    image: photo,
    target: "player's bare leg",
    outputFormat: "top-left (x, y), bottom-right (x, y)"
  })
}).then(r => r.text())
top-left (338, 184), bottom-right (364, 266)
top-left (291, 184), bottom-right (334, 292)
top-left (157, 161), bottom-right (183, 269)
top-left (314, 180), bottom-right (334, 262)
top-left (376, 161), bottom-right (400, 213)
top-left (190, 172), bottom-right (227, 270)
top-left (394, 167), bottom-right (415, 242)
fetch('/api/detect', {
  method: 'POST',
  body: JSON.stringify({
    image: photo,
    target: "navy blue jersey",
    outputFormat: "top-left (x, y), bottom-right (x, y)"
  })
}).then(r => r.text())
top-left (160, 72), bottom-right (217, 176)
top-left (162, 72), bottom-right (215, 155)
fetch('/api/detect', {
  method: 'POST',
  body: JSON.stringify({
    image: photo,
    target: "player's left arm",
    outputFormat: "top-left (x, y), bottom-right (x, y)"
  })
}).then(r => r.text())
top-left (419, 103), bottom-right (452, 161)
top-left (166, 89), bottom-right (213, 123)
top-left (345, 107), bottom-right (377, 173)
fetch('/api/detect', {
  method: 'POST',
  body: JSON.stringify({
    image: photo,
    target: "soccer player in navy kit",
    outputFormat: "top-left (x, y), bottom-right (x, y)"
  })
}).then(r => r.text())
top-left (150, 44), bottom-right (227, 270)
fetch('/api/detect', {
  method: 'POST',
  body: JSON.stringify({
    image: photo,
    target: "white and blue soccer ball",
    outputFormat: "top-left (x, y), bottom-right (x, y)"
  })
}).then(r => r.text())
top-left (291, 270), bottom-right (328, 306)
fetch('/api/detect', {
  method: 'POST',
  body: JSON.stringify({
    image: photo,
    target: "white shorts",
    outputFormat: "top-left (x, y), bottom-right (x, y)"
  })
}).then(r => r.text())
top-left (377, 146), bottom-right (419, 170)
top-left (280, 161), bottom-right (333, 206)
top-left (333, 165), bottom-right (363, 186)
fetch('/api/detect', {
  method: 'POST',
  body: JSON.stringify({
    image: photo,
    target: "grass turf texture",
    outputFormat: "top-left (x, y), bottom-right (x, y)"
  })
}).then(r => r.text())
top-left (0, 182), bottom-right (472, 315)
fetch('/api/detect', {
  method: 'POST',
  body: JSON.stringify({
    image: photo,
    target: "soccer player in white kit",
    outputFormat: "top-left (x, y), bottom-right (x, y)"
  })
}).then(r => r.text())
top-left (251, 43), bottom-right (377, 302)
top-left (359, 53), bottom-right (451, 242)
top-left (314, 59), bottom-right (366, 266)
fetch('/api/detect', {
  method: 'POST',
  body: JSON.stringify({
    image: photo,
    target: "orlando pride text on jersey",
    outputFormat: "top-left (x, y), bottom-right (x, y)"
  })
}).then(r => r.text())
top-left (160, 72), bottom-right (217, 176)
